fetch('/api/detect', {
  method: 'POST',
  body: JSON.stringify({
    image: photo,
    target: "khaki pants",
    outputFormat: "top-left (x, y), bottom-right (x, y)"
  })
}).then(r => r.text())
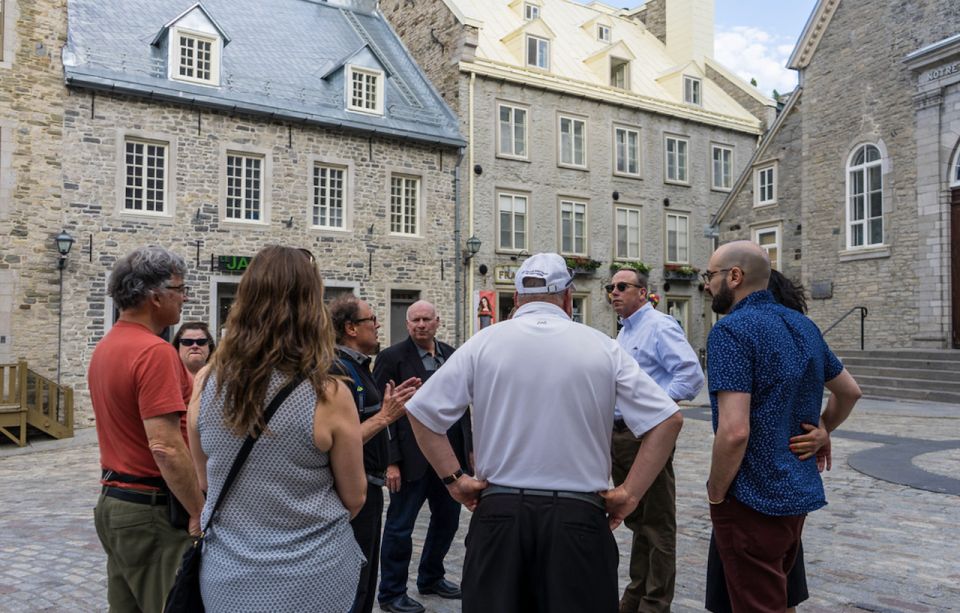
top-left (93, 492), bottom-right (193, 613)
top-left (610, 429), bottom-right (676, 613)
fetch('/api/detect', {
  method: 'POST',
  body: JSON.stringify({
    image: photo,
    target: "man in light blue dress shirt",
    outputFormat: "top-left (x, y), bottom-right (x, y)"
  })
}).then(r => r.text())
top-left (608, 268), bottom-right (704, 613)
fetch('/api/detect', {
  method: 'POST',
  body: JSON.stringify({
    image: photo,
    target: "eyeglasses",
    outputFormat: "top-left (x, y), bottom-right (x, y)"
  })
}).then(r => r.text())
top-left (353, 316), bottom-right (378, 325)
top-left (179, 338), bottom-right (209, 347)
top-left (700, 268), bottom-right (732, 283)
top-left (604, 282), bottom-right (643, 293)
top-left (164, 284), bottom-right (190, 297)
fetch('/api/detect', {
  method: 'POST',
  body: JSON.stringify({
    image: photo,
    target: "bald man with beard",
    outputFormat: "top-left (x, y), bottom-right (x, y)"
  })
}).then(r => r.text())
top-left (702, 241), bottom-right (861, 612)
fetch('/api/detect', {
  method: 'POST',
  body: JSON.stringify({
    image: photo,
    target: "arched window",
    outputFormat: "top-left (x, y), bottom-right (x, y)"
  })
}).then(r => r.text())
top-left (951, 144), bottom-right (960, 187)
top-left (847, 144), bottom-right (884, 248)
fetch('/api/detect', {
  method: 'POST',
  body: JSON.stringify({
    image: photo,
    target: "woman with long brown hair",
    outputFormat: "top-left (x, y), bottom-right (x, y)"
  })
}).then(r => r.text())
top-left (187, 245), bottom-right (365, 612)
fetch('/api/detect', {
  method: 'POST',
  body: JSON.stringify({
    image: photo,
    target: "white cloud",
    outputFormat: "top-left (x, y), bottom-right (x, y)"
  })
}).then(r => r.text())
top-left (714, 26), bottom-right (798, 98)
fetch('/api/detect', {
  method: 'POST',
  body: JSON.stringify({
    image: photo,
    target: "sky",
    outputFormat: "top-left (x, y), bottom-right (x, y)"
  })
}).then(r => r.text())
top-left (573, 0), bottom-right (819, 97)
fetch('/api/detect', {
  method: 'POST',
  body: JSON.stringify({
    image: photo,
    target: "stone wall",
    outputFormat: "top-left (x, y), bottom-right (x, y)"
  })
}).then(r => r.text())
top-left (705, 64), bottom-right (776, 132)
top-left (0, 0), bottom-right (67, 375)
top-left (58, 92), bottom-right (459, 423)
top-left (636, 0), bottom-right (666, 44)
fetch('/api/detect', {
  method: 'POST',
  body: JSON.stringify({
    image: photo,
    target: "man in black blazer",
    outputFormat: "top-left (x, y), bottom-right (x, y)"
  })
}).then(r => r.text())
top-left (375, 300), bottom-right (472, 613)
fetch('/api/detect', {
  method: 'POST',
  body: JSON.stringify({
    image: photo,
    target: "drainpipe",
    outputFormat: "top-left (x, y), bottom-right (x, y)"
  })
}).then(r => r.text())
top-left (454, 147), bottom-right (465, 346)
top-left (466, 71), bottom-right (476, 340)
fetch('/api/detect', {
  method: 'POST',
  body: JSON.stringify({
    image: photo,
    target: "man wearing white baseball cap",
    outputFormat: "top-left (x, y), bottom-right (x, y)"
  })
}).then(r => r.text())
top-left (403, 252), bottom-right (683, 613)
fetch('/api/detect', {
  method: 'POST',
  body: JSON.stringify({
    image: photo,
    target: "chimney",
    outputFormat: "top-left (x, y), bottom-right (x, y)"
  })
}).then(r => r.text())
top-left (665, 0), bottom-right (714, 66)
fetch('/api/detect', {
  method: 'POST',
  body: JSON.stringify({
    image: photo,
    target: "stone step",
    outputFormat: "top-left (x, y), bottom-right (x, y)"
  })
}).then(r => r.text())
top-left (855, 383), bottom-right (960, 405)
top-left (835, 349), bottom-right (960, 362)
top-left (853, 374), bottom-right (960, 394)
top-left (840, 362), bottom-right (960, 379)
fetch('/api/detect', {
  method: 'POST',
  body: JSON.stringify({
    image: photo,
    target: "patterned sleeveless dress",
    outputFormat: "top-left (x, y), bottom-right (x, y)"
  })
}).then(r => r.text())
top-left (197, 371), bottom-right (363, 612)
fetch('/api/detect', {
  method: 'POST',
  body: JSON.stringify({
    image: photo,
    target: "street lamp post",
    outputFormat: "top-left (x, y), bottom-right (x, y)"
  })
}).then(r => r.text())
top-left (54, 230), bottom-right (75, 384)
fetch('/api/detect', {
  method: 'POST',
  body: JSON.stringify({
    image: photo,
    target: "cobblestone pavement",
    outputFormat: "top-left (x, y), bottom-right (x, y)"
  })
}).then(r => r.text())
top-left (1, 399), bottom-right (958, 612)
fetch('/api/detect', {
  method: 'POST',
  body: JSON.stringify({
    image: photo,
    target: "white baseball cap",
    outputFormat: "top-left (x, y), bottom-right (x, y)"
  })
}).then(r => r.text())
top-left (515, 253), bottom-right (574, 295)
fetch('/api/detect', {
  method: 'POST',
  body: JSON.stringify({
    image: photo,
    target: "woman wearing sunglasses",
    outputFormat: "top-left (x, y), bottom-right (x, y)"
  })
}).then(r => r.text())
top-left (173, 322), bottom-right (216, 376)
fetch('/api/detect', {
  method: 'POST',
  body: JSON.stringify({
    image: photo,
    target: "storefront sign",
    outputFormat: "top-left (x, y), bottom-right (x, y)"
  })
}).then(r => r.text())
top-left (927, 62), bottom-right (959, 82)
top-left (217, 255), bottom-right (253, 273)
top-left (494, 265), bottom-right (519, 285)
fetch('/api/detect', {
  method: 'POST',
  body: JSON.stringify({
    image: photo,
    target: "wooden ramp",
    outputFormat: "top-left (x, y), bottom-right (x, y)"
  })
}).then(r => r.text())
top-left (0, 360), bottom-right (74, 446)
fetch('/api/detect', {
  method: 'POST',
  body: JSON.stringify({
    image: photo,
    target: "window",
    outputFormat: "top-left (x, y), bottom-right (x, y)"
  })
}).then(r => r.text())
top-left (346, 66), bottom-right (383, 115)
top-left (390, 175), bottom-right (419, 235)
top-left (665, 213), bottom-right (689, 263)
top-left (497, 103), bottom-right (528, 159)
top-left (753, 226), bottom-right (781, 270)
top-left (498, 192), bottom-right (528, 251)
top-left (953, 146), bottom-right (960, 186)
top-left (664, 135), bottom-right (688, 184)
top-left (597, 24), bottom-right (611, 42)
top-left (0, 0), bottom-right (5, 63)
top-left (312, 164), bottom-right (346, 230)
top-left (524, 2), bottom-right (540, 20)
top-left (666, 297), bottom-right (689, 335)
top-left (225, 153), bottom-right (263, 221)
top-left (390, 290), bottom-right (420, 345)
top-left (571, 295), bottom-right (588, 324)
top-left (171, 28), bottom-right (219, 86)
top-left (559, 115), bottom-right (587, 168)
top-left (755, 164), bottom-right (776, 206)
top-left (847, 144), bottom-right (883, 248)
top-left (614, 126), bottom-right (640, 177)
top-left (610, 59), bottom-right (629, 89)
top-left (615, 206), bottom-right (641, 260)
top-left (712, 145), bottom-right (733, 190)
top-left (526, 35), bottom-right (549, 70)
top-left (559, 199), bottom-right (587, 255)
top-left (124, 139), bottom-right (168, 214)
top-left (683, 76), bottom-right (702, 105)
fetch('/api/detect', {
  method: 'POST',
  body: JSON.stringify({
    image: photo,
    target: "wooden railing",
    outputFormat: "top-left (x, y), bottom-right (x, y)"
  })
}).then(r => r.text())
top-left (0, 360), bottom-right (74, 446)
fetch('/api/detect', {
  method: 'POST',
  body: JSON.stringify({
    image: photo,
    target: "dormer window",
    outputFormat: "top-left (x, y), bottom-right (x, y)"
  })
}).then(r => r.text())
top-left (526, 35), bottom-right (549, 70)
top-left (610, 58), bottom-right (629, 89)
top-left (171, 27), bottom-right (220, 86)
top-left (683, 76), bottom-right (702, 105)
top-left (524, 3), bottom-right (540, 21)
top-left (346, 65), bottom-right (384, 115)
top-left (598, 24), bottom-right (611, 42)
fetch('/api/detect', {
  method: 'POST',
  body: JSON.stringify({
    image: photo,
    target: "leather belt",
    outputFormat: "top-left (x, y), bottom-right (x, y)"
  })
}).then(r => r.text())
top-left (481, 485), bottom-right (605, 511)
top-left (366, 473), bottom-right (386, 487)
top-left (102, 485), bottom-right (168, 506)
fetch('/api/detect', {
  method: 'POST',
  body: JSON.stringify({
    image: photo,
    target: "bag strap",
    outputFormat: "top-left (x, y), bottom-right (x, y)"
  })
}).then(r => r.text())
top-left (336, 357), bottom-right (365, 411)
top-left (202, 373), bottom-right (305, 533)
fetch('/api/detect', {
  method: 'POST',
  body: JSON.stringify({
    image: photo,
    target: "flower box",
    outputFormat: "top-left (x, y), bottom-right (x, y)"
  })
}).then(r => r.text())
top-left (565, 256), bottom-right (603, 276)
top-left (663, 264), bottom-right (699, 282)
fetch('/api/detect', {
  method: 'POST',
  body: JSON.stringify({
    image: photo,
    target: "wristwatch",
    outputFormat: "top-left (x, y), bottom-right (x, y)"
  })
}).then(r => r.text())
top-left (441, 468), bottom-right (464, 485)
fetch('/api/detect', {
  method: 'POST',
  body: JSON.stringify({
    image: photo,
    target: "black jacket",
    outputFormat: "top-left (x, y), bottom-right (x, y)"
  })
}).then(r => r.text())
top-left (373, 336), bottom-right (472, 482)
top-left (334, 348), bottom-right (389, 476)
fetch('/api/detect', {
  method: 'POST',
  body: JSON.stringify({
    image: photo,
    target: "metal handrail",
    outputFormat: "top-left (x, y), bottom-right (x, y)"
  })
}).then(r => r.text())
top-left (822, 306), bottom-right (868, 350)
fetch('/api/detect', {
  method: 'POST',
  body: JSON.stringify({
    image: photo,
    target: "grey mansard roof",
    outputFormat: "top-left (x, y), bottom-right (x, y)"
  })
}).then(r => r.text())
top-left (63, 0), bottom-right (465, 148)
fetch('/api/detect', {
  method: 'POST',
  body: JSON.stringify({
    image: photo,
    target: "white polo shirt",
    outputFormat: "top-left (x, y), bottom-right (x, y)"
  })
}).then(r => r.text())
top-left (405, 301), bottom-right (678, 493)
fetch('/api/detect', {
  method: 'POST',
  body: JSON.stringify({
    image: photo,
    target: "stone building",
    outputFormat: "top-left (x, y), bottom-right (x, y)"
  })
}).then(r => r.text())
top-left (384, 0), bottom-right (772, 352)
top-left (714, 0), bottom-right (960, 351)
top-left (2, 0), bottom-right (464, 423)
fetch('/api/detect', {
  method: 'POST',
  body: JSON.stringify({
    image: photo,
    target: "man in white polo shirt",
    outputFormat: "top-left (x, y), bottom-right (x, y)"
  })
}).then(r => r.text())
top-left (404, 253), bottom-right (683, 613)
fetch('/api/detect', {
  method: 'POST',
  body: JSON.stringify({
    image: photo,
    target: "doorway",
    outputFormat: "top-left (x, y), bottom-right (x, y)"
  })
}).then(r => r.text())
top-left (951, 188), bottom-right (959, 348)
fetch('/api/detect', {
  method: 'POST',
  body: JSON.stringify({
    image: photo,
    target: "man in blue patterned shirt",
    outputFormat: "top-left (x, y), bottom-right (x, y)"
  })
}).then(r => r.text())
top-left (608, 268), bottom-right (704, 613)
top-left (703, 241), bottom-right (861, 612)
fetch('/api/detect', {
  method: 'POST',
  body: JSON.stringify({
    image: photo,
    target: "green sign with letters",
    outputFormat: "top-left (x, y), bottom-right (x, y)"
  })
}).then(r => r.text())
top-left (218, 255), bottom-right (252, 273)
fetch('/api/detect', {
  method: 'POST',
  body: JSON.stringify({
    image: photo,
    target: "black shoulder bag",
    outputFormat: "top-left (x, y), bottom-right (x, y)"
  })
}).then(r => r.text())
top-left (164, 374), bottom-right (305, 613)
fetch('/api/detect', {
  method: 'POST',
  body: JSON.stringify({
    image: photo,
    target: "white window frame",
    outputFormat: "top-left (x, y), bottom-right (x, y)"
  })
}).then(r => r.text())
top-left (754, 163), bottom-right (777, 206)
top-left (683, 75), bottom-right (702, 105)
top-left (497, 190), bottom-right (529, 253)
top-left (666, 296), bottom-right (690, 337)
top-left (169, 26), bottom-right (220, 87)
top-left (664, 135), bottom-right (689, 185)
top-left (610, 58), bottom-right (630, 89)
top-left (121, 137), bottom-right (170, 217)
top-left (846, 144), bottom-right (884, 249)
top-left (310, 161), bottom-right (350, 231)
top-left (665, 212), bottom-right (689, 264)
top-left (613, 125), bottom-right (641, 178)
top-left (559, 198), bottom-right (588, 255)
top-left (345, 65), bottom-right (385, 115)
top-left (614, 205), bottom-right (642, 261)
top-left (711, 144), bottom-right (733, 191)
top-left (753, 225), bottom-right (781, 270)
top-left (497, 102), bottom-right (529, 160)
top-left (950, 143), bottom-right (960, 187)
top-left (571, 293), bottom-right (589, 325)
top-left (524, 2), bottom-right (540, 21)
top-left (597, 24), bottom-right (611, 42)
top-left (558, 114), bottom-right (587, 169)
top-left (525, 34), bottom-right (550, 70)
top-left (389, 173), bottom-right (421, 236)
top-left (224, 152), bottom-right (265, 224)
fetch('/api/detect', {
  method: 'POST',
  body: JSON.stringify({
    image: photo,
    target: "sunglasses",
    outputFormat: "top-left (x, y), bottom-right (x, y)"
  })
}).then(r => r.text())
top-left (179, 338), bottom-right (210, 347)
top-left (604, 282), bottom-right (643, 293)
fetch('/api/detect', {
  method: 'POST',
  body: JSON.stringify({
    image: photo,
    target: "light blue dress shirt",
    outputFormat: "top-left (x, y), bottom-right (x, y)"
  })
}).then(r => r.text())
top-left (615, 302), bottom-right (704, 418)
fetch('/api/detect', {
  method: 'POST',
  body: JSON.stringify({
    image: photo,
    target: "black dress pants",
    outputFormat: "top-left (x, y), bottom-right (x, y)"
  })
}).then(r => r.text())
top-left (350, 482), bottom-right (384, 613)
top-left (462, 492), bottom-right (619, 613)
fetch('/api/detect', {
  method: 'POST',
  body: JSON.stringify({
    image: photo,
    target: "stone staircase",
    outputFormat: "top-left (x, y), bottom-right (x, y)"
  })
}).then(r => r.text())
top-left (834, 349), bottom-right (960, 404)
